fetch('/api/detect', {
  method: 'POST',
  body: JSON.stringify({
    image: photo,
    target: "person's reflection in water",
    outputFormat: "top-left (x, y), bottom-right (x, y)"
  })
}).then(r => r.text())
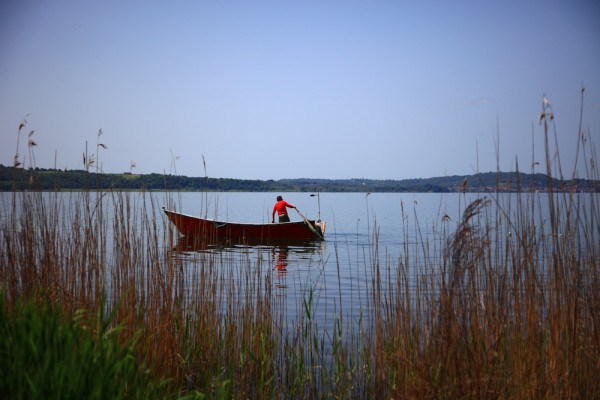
top-left (272, 246), bottom-right (289, 289)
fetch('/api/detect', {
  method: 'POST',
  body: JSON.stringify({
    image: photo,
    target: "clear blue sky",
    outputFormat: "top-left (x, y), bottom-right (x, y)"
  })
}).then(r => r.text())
top-left (1, 0), bottom-right (599, 180)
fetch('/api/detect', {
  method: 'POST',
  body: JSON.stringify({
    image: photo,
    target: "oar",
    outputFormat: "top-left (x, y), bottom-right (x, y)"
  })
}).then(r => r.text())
top-left (295, 208), bottom-right (323, 239)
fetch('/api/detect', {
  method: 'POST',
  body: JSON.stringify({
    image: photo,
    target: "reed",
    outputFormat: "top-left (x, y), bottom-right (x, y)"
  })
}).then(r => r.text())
top-left (1, 92), bottom-right (599, 398)
top-left (370, 93), bottom-right (600, 399)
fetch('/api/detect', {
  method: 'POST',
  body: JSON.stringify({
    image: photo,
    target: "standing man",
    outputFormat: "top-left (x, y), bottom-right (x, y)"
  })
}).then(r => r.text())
top-left (272, 195), bottom-right (296, 223)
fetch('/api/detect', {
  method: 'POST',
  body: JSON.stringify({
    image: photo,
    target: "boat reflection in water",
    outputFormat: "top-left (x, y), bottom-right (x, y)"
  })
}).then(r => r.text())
top-left (172, 236), bottom-right (326, 294)
top-left (172, 234), bottom-right (324, 254)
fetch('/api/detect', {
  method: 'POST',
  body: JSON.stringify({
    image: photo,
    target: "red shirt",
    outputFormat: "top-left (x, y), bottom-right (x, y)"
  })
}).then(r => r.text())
top-left (272, 200), bottom-right (294, 217)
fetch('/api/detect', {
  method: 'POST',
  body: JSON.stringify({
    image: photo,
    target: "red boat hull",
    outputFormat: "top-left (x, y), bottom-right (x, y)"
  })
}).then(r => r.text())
top-left (163, 208), bottom-right (325, 244)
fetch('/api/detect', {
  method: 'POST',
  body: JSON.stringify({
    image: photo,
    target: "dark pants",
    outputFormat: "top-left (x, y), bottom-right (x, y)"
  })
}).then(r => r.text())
top-left (278, 214), bottom-right (290, 223)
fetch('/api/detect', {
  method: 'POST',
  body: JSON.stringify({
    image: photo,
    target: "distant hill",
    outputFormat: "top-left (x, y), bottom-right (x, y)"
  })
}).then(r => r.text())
top-left (1, 164), bottom-right (598, 192)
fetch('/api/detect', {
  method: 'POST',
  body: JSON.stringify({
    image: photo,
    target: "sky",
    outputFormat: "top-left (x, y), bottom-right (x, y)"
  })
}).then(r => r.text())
top-left (1, 0), bottom-right (599, 180)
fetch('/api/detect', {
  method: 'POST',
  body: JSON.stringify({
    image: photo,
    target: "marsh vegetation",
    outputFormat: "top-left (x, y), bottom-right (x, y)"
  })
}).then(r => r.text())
top-left (1, 96), bottom-right (599, 398)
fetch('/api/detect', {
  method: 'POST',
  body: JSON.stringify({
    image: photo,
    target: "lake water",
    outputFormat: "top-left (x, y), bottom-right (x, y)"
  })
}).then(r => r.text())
top-left (157, 191), bottom-right (566, 333)
top-left (3, 190), bottom-right (589, 336)
top-left (148, 191), bottom-right (470, 337)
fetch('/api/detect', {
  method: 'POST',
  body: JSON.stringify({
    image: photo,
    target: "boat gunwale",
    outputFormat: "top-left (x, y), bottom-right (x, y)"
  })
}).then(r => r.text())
top-left (162, 207), bottom-right (317, 227)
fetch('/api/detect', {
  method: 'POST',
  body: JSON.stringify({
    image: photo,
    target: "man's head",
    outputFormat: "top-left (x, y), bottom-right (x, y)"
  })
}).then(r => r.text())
top-left (277, 196), bottom-right (283, 201)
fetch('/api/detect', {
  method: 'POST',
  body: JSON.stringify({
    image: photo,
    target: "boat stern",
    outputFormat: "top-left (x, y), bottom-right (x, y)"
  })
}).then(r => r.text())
top-left (315, 220), bottom-right (326, 239)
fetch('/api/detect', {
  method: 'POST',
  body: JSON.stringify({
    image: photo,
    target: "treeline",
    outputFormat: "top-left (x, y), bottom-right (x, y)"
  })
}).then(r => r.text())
top-left (1, 164), bottom-right (598, 192)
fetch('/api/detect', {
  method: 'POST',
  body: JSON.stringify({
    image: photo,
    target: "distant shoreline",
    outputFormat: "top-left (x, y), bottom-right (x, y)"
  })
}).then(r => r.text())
top-left (1, 164), bottom-right (598, 193)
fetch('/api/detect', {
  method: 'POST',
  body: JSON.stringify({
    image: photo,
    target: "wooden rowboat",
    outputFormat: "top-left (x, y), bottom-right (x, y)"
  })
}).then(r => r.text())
top-left (163, 207), bottom-right (326, 244)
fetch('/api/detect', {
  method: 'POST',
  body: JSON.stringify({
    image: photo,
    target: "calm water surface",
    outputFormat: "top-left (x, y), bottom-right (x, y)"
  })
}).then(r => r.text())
top-left (161, 191), bottom-right (561, 331)
top-left (3, 190), bottom-right (575, 333)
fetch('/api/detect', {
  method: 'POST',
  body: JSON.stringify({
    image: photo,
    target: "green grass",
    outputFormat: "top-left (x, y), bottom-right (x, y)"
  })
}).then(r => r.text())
top-left (0, 293), bottom-right (186, 399)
